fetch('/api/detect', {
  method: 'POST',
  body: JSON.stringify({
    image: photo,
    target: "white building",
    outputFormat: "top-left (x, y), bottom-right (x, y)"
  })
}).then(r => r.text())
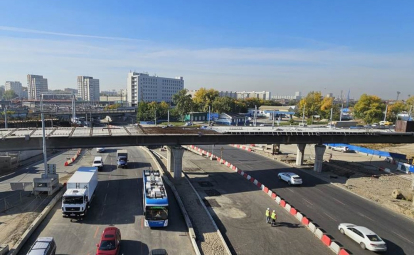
top-left (219, 91), bottom-right (237, 99)
top-left (236, 91), bottom-right (271, 100)
top-left (272, 91), bottom-right (302, 100)
top-left (127, 72), bottom-right (184, 106)
top-left (77, 76), bottom-right (100, 101)
top-left (27, 74), bottom-right (48, 100)
top-left (5, 81), bottom-right (22, 97)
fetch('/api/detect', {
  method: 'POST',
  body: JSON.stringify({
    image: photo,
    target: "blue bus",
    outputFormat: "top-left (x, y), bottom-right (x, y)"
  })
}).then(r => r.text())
top-left (142, 169), bottom-right (169, 227)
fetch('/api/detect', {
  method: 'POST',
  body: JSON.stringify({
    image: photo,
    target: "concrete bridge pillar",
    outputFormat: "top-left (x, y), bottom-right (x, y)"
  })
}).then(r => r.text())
top-left (314, 145), bottom-right (326, 172)
top-left (272, 144), bottom-right (281, 155)
top-left (296, 144), bottom-right (306, 166)
top-left (166, 146), bottom-right (184, 179)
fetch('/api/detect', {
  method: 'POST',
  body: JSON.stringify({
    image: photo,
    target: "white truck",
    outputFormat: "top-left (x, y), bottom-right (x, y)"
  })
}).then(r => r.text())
top-left (62, 166), bottom-right (98, 220)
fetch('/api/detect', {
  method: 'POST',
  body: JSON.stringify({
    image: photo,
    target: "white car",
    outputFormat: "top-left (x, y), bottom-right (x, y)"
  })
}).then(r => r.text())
top-left (277, 172), bottom-right (302, 185)
top-left (338, 223), bottom-right (387, 252)
top-left (96, 147), bottom-right (105, 153)
top-left (331, 146), bottom-right (349, 153)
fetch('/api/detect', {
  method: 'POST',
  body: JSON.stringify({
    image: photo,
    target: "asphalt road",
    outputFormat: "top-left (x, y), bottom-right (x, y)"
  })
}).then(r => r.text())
top-left (181, 151), bottom-right (332, 255)
top-left (198, 145), bottom-right (414, 255)
top-left (20, 146), bottom-right (194, 255)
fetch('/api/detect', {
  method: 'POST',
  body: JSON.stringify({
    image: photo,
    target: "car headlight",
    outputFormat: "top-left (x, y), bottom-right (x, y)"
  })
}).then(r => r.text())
top-left (164, 220), bottom-right (169, 226)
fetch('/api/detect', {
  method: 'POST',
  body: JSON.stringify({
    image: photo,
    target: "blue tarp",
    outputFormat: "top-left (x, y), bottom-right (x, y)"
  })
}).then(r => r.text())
top-left (325, 143), bottom-right (407, 160)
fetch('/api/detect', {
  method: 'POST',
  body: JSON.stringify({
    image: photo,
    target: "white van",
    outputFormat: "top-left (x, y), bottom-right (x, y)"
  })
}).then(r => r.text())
top-left (92, 156), bottom-right (104, 171)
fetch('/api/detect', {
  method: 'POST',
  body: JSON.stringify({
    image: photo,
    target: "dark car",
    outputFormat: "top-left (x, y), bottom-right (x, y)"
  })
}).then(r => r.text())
top-left (96, 227), bottom-right (121, 255)
top-left (27, 237), bottom-right (56, 255)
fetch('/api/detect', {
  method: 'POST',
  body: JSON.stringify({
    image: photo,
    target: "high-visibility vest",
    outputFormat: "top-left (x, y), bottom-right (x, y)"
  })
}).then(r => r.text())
top-left (266, 210), bottom-right (270, 217)
top-left (271, 212), bottom-right (277, 220)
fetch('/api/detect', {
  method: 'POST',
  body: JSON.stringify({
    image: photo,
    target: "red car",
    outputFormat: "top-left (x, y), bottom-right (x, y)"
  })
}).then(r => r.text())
top-left (96, 227), bottom-right (121, 255)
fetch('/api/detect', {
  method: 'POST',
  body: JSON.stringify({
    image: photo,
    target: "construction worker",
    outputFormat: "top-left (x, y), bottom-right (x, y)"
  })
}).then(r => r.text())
top-left (265, 208), bottom-right (270, 223)
top-left (271, 210), bottom-right (277, 227)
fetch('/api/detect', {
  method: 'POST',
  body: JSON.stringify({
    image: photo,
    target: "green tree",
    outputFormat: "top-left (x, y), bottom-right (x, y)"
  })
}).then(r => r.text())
top-left (3, 90), bottom-right (17, 100)
top-left (158, 101), bottom-right (170, 119)
top-left (212, 97), bottom-right (234, 113)
top-left (297, 91), bottom-right (323, 118)
top-left (173, 89), bottom-right (194, 121)
top-left (137, 101), bottom-right (151, 121)
top-left (353, 94), bottom-right (385, 124)
top-left (320, 97), bottom-right (334, 119)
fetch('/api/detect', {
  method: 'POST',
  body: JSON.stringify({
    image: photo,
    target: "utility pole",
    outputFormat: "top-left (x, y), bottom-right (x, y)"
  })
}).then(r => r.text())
top-left (4, 106), bottom-right (7, 129)
top-left (302, 105), bottom-right (305, 125)
top-left (254, 105), bottom-right (257, 126)
top-left (208, 105), bottom-right (211, 126)
top-left (396, 91), bottom-right (401, 101)
top-left (330, 107), bottom-right (333, 123)
top-left (384, 104), bottom-right (388, 121)
top-left (167, 110), bottom-right (170, 125)
top-left (340, 103), bottom-right (343, 121)
top-left (41, 94), bottom-right (48, 178)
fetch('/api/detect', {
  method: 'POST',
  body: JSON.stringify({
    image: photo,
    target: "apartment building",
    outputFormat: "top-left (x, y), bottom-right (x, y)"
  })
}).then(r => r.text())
top-left (5, 81), bottom-right (22, 97)
top-left (27, 74), bottom-right (48, 100)
top-left (77, 76), bottom-right (100, 101)
top-left (127, 72), bottom-right (184, 106)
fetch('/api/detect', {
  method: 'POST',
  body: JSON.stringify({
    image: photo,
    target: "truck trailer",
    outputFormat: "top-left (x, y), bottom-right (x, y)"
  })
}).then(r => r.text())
top-left (62, 167), bottom-right (98, 219)
top-left (117, 150), bottom-right (128, 168)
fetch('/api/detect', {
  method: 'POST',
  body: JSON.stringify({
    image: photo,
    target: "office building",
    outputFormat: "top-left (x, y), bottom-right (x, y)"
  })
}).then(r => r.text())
top-left (5, 81), bottom-right (22, 97)
top-left (27, 74), bottom-right (48, 100)
top-left (77, 76), bottom-right (100, 101)
top-left (127, 72), bottom-right (184, 106)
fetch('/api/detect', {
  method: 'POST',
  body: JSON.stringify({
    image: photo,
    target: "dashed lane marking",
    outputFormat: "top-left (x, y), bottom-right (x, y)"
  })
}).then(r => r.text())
top-left (391, 230), bottom-right (414, 245)
top-left (93, 226), bottom-right (100, 238)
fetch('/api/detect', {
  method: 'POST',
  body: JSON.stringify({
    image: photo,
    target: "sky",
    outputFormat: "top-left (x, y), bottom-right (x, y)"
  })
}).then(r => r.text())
top-left (0, 0), bottom-right (413, 100)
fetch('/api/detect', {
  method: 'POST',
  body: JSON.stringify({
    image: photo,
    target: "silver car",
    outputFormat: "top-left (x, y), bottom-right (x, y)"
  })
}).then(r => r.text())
top-left (27, 237), bottom-right (56, 255)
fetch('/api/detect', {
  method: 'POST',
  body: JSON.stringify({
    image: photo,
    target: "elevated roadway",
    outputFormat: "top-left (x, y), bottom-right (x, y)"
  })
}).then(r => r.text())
top-left (18, 146), bottom-right (194, 254)
top-left (0, 126), bottom-right (414, 151)
top-left (197, 145), bottom-right (414, 255)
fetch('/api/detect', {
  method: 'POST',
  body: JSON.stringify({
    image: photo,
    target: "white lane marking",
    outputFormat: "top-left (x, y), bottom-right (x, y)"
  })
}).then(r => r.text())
top-left (107, 182), bottom-right (110, 188)
top-left (302, 198), bottom-right (314, 207)
top-left (286, 188), bottom-right (295, 193)
top-left (103, 193), bottom-right (107, 205)
top-left (356, 211), bottom-right (374, 222)
top-left (391, 230), bottom-right (414, 245)
top-left (331, 197), bottom-right (347, 206)
top-left (323, 211), bottom-right (338, 221)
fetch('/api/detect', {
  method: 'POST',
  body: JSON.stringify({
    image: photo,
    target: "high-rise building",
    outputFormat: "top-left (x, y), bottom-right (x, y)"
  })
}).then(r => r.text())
top-left (5, 81), bottom-right (22, 97)
top-left (236, 91), bottom-right (271, 100)
top-left (27, 74), bottom-right (48, 100)
top-left (127, 72), bottom-right (184, 106)
top-left (77, 76), bottom-right (100, 101)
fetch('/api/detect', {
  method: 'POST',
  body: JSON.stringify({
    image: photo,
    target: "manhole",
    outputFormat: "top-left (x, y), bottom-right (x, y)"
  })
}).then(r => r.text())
top-left (198, 181), bottom-right (214, 187)
top-left (204, 189), bottom-right (221, 196)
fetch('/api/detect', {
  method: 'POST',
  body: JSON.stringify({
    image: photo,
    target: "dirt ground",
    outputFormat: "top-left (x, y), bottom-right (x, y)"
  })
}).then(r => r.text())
top-left (335, 143), bottom-right (414, 219)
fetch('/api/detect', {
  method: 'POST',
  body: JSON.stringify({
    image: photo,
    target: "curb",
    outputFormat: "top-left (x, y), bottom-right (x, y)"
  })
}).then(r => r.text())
top-left (7, 186), bottom-right (66, 255)
top-left (140, 147), bottom-right (201, 255)
top-left (189, 145), bottom-right (350, 255)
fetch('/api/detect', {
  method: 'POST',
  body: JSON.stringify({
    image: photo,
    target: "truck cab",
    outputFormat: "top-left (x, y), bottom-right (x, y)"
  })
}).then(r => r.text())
top-left (117, 150), bottom-right (128, 168)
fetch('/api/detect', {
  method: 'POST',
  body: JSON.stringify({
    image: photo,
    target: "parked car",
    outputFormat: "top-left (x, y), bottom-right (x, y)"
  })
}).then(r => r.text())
top-left (184, 122), bottom-right (193, 126)
top-left (96, 148), bottom-right (105, 153)
top-left (338, 223), bottom-right (387, 252)
top-left (27, 237), bottom-right (56, 255)
top-left (96, 227), bottom-right (121, 255)
top-left (277, 172), bottom-right (302, 185)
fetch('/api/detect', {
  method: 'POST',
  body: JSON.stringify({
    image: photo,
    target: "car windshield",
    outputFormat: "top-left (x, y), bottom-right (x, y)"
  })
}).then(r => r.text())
top-left (366, 234), bottom-right (382, 241)
top-left (145, 206), bottom-right (168, 220)
top-left (99, 240), bottom-right (116, 250)
top-left (93, 160), bottom-right (101, 164)
top-left (62, 196), bottom-right (83, 204)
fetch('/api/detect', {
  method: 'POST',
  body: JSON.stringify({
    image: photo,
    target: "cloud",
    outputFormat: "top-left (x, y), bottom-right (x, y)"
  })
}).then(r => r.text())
top-left (0, 29), bottom-right (413, 99)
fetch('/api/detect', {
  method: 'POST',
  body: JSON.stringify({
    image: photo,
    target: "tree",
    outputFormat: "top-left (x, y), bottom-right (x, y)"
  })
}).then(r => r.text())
top-left (3, 90), bottom-right (17, 100)
top-left (212, 97), bottom-right (235, 113)
top-left (193, 88), bottom-right (219, 112)
top-left (320, 97), bottom-right (334, 119)
top-left (137, 101), bottom-right (151, 121)
top-left (387, 101), bottom-right (406, 122)
top-left (158, 101), bottom-right (170, 119)
top-left (353, 94), bottom-right (385, 124)
top-left (297, 91), bottom-right (323, 118)
top-left (173, 89), bottom-right (194, 121)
